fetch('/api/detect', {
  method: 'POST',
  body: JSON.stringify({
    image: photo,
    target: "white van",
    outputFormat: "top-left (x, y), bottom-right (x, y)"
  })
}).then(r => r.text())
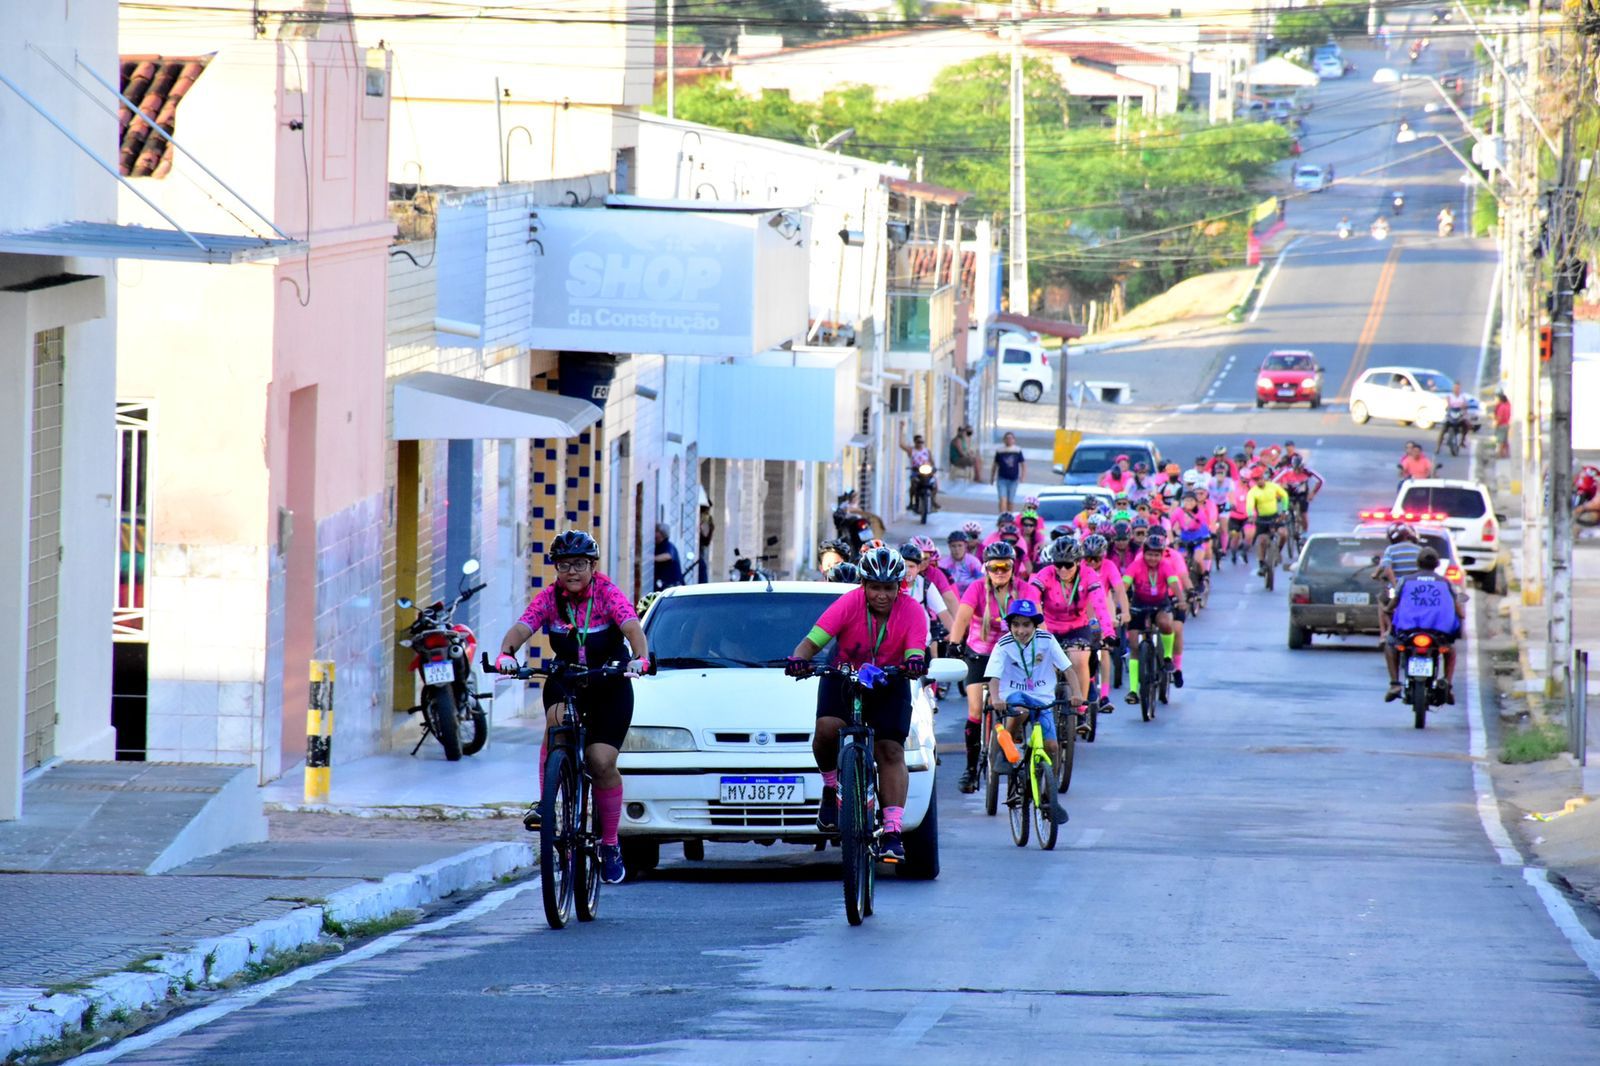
top-left (995, 332), bottom-right (1055, 403)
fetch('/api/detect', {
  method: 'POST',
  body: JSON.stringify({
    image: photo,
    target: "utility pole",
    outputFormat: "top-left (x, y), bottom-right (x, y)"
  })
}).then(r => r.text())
top-left (666, 0), bottom-right (676, 119)
top-left (1008, 0), bottom-right (1028, 316)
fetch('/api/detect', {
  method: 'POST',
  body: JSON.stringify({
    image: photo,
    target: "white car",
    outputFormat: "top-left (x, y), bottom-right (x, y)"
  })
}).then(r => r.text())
top-left (618, 581), bottom-right (959, 878)
top-left (1035, 485), bottom-right (1114, 526)
top-left (996, 332), bottom-right (1055, 403)
top-left (1372, 67), bottom-right (1400, 84)
top-left (1349, 365), bottom-right (1461, 430)
top-left (1293, 164), bottom-right (1331, 192)
top-left (1315, 55), bottom-right (1345, 79)
top-left (1390, 479), bottom-right (1505, 591)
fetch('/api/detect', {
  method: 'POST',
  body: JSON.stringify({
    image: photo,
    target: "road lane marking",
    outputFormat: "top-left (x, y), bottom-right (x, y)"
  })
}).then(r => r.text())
top-left (1335, 242), bottom-right (1402, 401)
top-left (77, 880), bottom-right (543, 1063)
top-left (1213, 403), bottom-right (1236, 413)
top-left (1070, 828), bottom-right (1105, 848)
top-left (888, 992), bottom-right (958, 1046)
top-left (1249, 236), bottom-right (1303, 324)
top-left (1102, 799), bottom-right (1123, 811)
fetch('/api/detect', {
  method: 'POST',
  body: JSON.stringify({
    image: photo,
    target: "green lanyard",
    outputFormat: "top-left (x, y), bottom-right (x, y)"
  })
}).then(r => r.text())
top-left (565, 592), bottom-right (595, 664)
top-left (989, 580), bottom-right (1013, 636)
top-left (865, 605), bottom-right (891, 664)
top-left (1055, 566), bottom-right (1081, 609)
top-left (1018, 635), bottom-right (1037, 680)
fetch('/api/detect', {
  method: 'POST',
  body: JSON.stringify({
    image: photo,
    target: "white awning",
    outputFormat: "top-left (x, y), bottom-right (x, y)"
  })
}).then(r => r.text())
top-left (391, 372), bottom-right (602, 441)
top-left (0, 221), bottom-right (303, 264)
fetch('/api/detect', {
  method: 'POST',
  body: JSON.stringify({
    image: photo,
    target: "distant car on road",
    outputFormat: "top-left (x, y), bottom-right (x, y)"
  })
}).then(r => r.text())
top-left (1035, 485), bottom-right (1114, 525)
top-left (1055, 437), bottom-right (1164, 487)
top-left (1256, 349), bottom-right (1324, 408)
top-left (1314, 55), bottom-right (1345, 79)
top-left (1389, 478), bottom-right (1505, 592)
top-left (995, 332), bottom-right (1054, 404)
top-left (1349, 365), bottom-right (1476, 430)
top-left (1293, 164), bottom-right (1332, 193)
top-left (1287, 533), bottom-right (1388, 648)
top-left (1372, 67), bottom-right (1400, 84)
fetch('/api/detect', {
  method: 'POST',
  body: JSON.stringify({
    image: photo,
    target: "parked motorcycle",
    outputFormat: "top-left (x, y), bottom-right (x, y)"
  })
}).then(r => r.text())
top-left (910, 463), bottom-right (937, 524)
top-left (398, 558), bottom-right (489, 761)
top-left (1396, 629), bottom-right (1447, 729)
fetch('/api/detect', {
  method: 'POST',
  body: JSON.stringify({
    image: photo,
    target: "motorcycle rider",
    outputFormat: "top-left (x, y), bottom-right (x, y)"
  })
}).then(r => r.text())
top-left (496, 530), bottom-right (651, 885)
top-left (1383, 547), bottom-right (1466, 704)
top-left (1437, 205), bottom-right (1455, 236)
top-left (1338, 214), bottom-right (1353, 238)
top-left (899, 427), bottom-right (941, 512)
top-left (1435, 382), bottom-right (1472, 455)
top-left (1371, 216), bottom-right (1391, 240)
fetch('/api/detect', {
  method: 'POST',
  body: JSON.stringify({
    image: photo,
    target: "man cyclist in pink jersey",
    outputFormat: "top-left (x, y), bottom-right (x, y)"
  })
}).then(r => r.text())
top-left (947, 541), bottom-right (1043, 792)
top-left (1121, 531), bottom-right (1181, 705)
top-left (1037, 537), bottom-right (1112, 732)
top-left (1273, 453), bottom-right (1324, 536)
top-left (786, 546), bottom-right (929, 863)
top-left (495, 529), bottom-right (651, 885)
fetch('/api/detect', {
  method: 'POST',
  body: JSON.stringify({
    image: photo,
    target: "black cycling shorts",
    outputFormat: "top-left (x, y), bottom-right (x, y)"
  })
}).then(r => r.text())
top-left (963, 648), bottom-right (990, 686)
top-left (542, 674), bottom-right (634, 749)
top-left (1055, 625), bottom-right (1097, 648)
top-left (1228, 515), bottom-right (1246, 532)
top-left (1172, 604), bottom-right (1189, 623)
top-left (816, 672), bottom-right (913, 745)
top-left (1127, 604), bottom-right (1168, 630)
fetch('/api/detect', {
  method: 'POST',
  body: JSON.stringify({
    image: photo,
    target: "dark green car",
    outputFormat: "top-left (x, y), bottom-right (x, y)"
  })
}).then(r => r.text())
top-left (1287, 534), bottom-right (1389, 649)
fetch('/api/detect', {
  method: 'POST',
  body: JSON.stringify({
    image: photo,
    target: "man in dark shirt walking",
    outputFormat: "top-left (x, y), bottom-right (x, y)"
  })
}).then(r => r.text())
top-left (654, 523), bottom-right (685, 591)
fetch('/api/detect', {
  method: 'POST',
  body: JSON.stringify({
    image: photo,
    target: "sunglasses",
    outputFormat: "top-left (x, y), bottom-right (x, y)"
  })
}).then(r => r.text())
top-left (985, 561), bottom-right (1014, 573)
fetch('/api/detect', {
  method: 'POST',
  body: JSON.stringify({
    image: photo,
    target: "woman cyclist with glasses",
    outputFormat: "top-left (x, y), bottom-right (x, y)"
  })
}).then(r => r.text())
top-left (947, 541), bottom-right (1043, 793)
top-left (494, 530), bottom-right (650, 885)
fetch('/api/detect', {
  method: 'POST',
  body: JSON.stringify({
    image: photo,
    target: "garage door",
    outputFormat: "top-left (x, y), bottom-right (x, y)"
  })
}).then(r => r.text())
top-left (25, 327), bottom-right (64, 769)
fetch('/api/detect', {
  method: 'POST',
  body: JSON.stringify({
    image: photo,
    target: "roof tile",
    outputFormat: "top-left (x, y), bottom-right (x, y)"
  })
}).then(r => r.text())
top-left (118, 54), bottom-right (211, 178)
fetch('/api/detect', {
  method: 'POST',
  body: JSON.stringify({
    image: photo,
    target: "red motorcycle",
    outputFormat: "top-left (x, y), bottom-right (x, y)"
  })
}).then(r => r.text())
top-left (399, 558), bottom-right (490, 760)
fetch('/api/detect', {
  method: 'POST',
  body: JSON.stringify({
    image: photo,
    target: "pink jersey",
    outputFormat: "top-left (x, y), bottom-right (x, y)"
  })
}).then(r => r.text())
top-left (1091, 558), bottom-right (1123, 616)
top-left (960, 578), bottom-right (1044, 654)
top-left (1037, 564), bottom-right (1112, 634)
top-left (924, 564), bottom-right (953, 596)
top-left (518, 573), bottom-right (637, 634)
top-left (1122, 555), bottom-right (1183, 606)
top-left (807, 587), bottom-right (930, 668)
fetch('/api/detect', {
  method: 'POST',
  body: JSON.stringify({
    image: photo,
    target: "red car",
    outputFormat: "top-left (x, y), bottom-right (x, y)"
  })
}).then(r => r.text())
top-left (1255, 349), bottom-right (1323, 408)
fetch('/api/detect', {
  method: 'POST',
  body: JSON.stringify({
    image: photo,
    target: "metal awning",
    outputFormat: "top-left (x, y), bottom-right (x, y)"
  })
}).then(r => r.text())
top-left (0, 222), bottom-right (304, 264)
top-left (991, 311), bottom-right (1086, 340)
top-left (391, 372), bottom-right (602, 441)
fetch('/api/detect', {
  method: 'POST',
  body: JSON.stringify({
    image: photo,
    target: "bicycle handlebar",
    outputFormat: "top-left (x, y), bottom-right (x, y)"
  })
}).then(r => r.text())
top-left (479, 653), bottom-right (629, 682)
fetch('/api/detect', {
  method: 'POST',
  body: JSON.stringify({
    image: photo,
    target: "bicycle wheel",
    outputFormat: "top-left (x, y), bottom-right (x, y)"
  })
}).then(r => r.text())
top-left (1139, 640), bottom-right (1156, 722)
top-left (1008, 762), bottom-right (1030, 847)
top-left (1111, 644), bottom-right (1124, 690)
top-left (538, 747), bottom-right (576, 930)
top-left (838, 741), bottom-right (872, 926)
top-left (1032, 756), bottom-right (1059, 851)
top-left (1055, 703), bottom-right (1076, 792)
top-left (1264, 538), bottom-right (1277, 592)
top-left (1158, 654), bottom-right (1171, 705)
top-left (1085, 698), bottom-right (1099, 744)
top-left (574, 777), bottom-right (601, 923)
top-left (981, 706), bottom-right (999, 817)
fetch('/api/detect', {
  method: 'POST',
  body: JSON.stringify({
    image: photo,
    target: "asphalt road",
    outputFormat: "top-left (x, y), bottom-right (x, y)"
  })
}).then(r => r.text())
top-left (95, 39), bottom-right (1600, 1066)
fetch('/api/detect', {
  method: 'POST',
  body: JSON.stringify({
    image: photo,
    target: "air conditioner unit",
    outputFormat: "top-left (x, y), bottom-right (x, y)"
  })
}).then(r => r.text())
top-left (888, 385), bottom-right (912, 413)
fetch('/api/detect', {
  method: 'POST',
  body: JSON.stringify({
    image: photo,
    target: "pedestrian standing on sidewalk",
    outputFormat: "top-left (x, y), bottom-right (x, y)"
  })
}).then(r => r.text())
top-left (1493, 391), bottom-right (1512, 459)
top-left (949, 425), bottom-right (976, 481)
top-left (653, 524), bottom-right (684, 591)
top-left (992, 431), bottom-right (1026, 513)
top-left (697, 501), bottom-right (715, 584)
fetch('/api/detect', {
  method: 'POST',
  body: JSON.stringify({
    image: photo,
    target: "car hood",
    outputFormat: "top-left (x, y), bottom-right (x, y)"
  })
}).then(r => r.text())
top-left (633, 668), bottom-right (818, 731)
top-left (1260, 368), bottom-right (1318, 383)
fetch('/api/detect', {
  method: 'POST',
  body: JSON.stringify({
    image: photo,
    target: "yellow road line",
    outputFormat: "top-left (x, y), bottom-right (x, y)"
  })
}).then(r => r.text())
top-left (1336, 243), bottom-right (1403, 402)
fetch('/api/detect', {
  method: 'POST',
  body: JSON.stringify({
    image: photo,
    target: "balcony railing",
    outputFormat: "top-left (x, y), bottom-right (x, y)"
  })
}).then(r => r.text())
top-left (887, 285), bottom-right (956, 371)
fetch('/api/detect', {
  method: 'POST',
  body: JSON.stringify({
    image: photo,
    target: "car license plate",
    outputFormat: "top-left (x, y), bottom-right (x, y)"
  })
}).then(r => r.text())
top-left (422, 661), bottom-right (454, 685)
top-left (1333, 592), bottom-right (1370, 605)
top-left (1278, 387), bottom-right (1296, 396)
top-left (1406, 656), bottom-right (1435, 679)
top-left (719, 776), bottom-right (804, 804)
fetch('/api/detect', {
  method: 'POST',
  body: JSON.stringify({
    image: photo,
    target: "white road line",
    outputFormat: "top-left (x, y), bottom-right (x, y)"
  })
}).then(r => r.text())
top-left (1177, 403), bottom-right (1200, 412)
top-left (1249, 236), bottom-right (1304, 324)
top-left (1213, 403), bottom-right (1236, 413)
top-left (1474, 256), bottom-right (1503, 387)
top-left (77, 881), bottom-right (543, 1063)
top-left (888, 992), bottom-right (958, 1045)
top-left (1102, 798), bottom-right (1123, 811)
top-left (1070, 828), bottom-right (1105, 849)
top-left (1464, 495), bottom-right (1600, 982)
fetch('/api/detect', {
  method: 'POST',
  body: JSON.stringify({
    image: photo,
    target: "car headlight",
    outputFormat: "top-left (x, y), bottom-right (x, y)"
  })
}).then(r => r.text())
top-left (620, 727), bottom-right (698, 752)
top-left (1257, 377), bottom-right (1273, 389)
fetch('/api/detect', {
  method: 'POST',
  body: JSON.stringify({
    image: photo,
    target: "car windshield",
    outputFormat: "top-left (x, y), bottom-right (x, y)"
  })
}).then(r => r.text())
top-left (1264, 354), bottom-right (1313, 370)
top-left (1295, 167), bottom-right (1320, 178)
top-left (1038, 494), bottom-right (1094, 522)
top-left (1302, 537), bottom-right (1386, 572)
top-left (1418, 532), bottom-right (1456, 560)
top-left (1068, 445), bottom-right (1151, 474)
top-left (645, 591), bottom-right (845, 668)
top-left (1399, 486), bottom-right (1487, 518)
top-left (1412, 371), bottom-right (1452, 393)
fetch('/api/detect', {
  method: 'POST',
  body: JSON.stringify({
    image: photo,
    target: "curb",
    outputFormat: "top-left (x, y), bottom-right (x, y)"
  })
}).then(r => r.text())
top-left (0, 841), bottom-right (533, 1059)
top-left (265, 800), bottom-right (525, 821)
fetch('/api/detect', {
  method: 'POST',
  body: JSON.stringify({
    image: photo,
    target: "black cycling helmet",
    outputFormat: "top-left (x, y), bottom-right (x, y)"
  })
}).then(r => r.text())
top-left (1049, 537), bottom-right (1082, 565)
top-left (547, 529), bottom-right (599, 563)
top-left (1082, 533), bottom-right (1109, 558)
top-left (1111, 520), bottom-right (1132, 539)
top-left (1131, 516), bottom-right (1151, 531)
top-left (947, 530), bottom-right (968, 545)
top-left (1050, 523), bottom-right (1074, 540)
top-left (1144, 531), bottom-right (1168, 551)
top-left (898, 541), bottom-right (924, 564)
top-left (858, 545), bottom-right (908, 584)
top-left (826, 562), bottom-right (860, 583)
top-left (983, 541), bottom-right (1018, 563)
top-left (997, 511), bottom-right (1016, 527)
top-left (1289, 453), bottom-right (1304, 469)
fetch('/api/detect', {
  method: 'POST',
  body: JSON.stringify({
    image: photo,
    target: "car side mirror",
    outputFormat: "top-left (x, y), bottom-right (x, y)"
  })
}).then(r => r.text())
top-left (1052, 464), bottom-right (1065, 475)
top-left (1496, 513), bottom-right (1507, 523)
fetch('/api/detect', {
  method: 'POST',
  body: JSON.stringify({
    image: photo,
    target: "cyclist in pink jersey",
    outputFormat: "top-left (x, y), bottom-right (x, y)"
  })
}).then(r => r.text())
top-left (1082, 533), bottom-right (1128, 711)
top-left (495, 529), bottom-right (650, 885)
top-left (1036, 538), bottom-right (1111, 730)
top-left (909, 536), bottom-right (959, 615)
top-left (940, 530), bottom-right (984, 594)
top-left (1223, 468), bottom-right (1254, 564)
top-left (1121, 533), bottom-right (1181, 706)
top-left (980, 512), bottom-right (1016, 552)
top-left (786, 546), bottom-right (929, 863)
top-left (947, 541), bottom-right (1043, 792)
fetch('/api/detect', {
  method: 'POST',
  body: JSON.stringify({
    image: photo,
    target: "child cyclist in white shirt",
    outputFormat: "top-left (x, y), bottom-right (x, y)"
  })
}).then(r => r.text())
top-left (983, 601), bottom-right (1072, 824)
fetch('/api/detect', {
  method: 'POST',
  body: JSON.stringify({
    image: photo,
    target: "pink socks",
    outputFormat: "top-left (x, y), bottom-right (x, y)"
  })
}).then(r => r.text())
top-left (1174, 653), bottom-right (1184, 669)
top-left (821, 770), bottom-right (838, 789)
top-left (594, 784), bottom-right (624, 846)
top-left (1099, 681), bottom-right (1110, 700)
top-left (883, 806), bottom-right (904, 833)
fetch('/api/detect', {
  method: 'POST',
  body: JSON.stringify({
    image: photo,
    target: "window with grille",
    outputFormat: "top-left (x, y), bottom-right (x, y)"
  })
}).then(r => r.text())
top-left (115, 402), bottom-right (152, 643)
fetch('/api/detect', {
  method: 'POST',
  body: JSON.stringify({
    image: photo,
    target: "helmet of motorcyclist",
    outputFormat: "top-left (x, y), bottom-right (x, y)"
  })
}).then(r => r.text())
top-left (826, 562), bottom-right (860, 583)
top-left (547, 529), bottom-right (600, 563)
top-left (1387, 522), bottom-right (1417, 543)
top-left (982, 541), bottom-right (1019, 565)
top-left (897, 541), bottom-right (924, 564)
top-left (1082, 534), bottom-right (1109, 558)
top-left (857, 546), bottom-right (908, 584)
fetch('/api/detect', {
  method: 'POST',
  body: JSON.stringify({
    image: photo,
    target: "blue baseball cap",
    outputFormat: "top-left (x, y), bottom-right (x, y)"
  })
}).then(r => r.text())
top-left (1004, 599), bottom-right (1043, 623)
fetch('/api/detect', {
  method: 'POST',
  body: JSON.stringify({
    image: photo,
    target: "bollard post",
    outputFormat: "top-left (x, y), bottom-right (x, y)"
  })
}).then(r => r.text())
top-left (1576, 651), bottom-right (1588, 768)
top-left (305, 661), bottom-right (335, 803)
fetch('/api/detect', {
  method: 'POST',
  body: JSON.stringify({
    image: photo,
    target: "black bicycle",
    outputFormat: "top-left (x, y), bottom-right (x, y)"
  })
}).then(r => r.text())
top-left (798, 662), bottom-right (904, 926)
top-left (485, 654), bottom-right (626, 929)
top-left (1128, 605), bottom-right (1171, 722)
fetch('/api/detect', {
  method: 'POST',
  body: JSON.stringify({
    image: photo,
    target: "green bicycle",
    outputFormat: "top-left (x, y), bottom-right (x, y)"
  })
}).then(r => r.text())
top-left (1002, 702), bottom-right (1068, 850)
